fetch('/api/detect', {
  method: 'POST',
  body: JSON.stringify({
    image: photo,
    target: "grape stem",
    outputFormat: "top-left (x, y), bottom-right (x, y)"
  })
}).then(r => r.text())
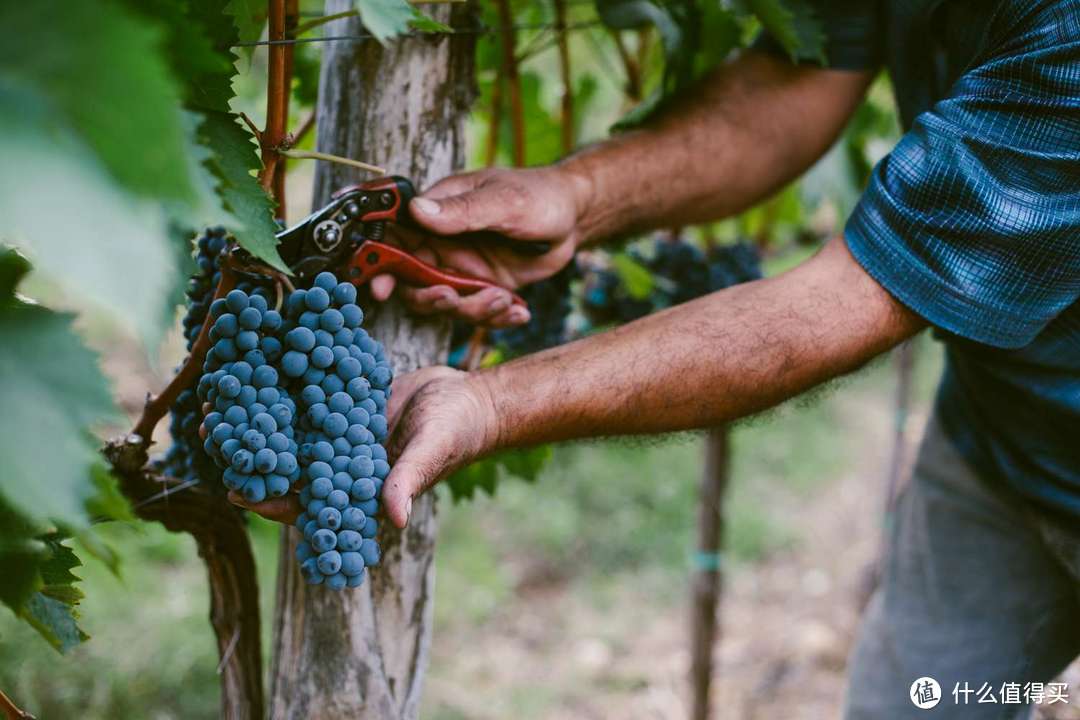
top-left (130, 247), bottom-right (294, 444)
top-left (131, 263), bottom-right (239, 442)
top-left (0, 689), bottom-right (35, 720)
top-left (277, 149), bottom-right (386, 175)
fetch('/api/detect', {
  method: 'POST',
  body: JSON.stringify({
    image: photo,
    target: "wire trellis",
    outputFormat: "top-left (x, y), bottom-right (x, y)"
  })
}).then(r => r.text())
top-left (231, 19), bottom-right (603, 47)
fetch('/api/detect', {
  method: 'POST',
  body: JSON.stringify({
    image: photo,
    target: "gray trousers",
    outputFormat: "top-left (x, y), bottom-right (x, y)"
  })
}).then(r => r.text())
top-left (844, 417), bottom-right (1080, 719)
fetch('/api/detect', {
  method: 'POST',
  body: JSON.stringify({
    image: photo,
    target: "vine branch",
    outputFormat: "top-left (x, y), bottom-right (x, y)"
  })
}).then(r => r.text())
top-left (291, 112), bottom-right (316, 148)
top-left (0, 690), bottom-right (34, 720)
top-left (131, 263), bottom-right (239, 442)
top-left (554, 0), bottom-right (574, 154)
top-left (278, 149), bottom-right (386, 175)
top-left (484, 50), bottom-right (504, 166)
top-left (610, 29), bottom-right (642, 101)
top-left (495, 0), bottom-right (524, 167)
top-left (103, 437), bottom-right (264, 720)
top-left (270, 0), bottom-right (299, 218)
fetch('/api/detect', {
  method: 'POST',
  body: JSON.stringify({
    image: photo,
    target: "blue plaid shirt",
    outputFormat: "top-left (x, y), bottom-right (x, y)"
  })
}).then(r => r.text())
top-left (761, 0), bottom-right (1080, 520)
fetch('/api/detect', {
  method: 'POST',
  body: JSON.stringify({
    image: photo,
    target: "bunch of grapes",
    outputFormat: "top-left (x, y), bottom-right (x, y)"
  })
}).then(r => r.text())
top-left (581, 236), bottom-right (763, 326)
top-left (649, 239), bottom-right (713, 305)
top-left (489, 262), bottom-right (578, 357)
top-left (198, 290), bottom-right (300, 502)
top-left (196, 271), bottom-right (391, 591)
top-left (706, 240), bottom-right (762, 290)
top-left (160, 228), bottom-right (283, 485)
top-left (581, 267), bottom-right (653, 324)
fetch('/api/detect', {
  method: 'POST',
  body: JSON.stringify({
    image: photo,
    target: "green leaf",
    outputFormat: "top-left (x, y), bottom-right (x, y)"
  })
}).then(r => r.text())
top-left (0, 249), bottom-right (120, 530)
top-left (0, 522), bottom-right (90, 654)
top-left (123, 0), bottom-right (238, 113)
top-left (0, 498), bottom-right (50, 613)
top-left (739, 0), bottom-right (825, 63)
top-left (596, 1), bottom-right (682, 60)
top-left (599, 2), bottom-right (746, 130)
top-left (445, 459), bottom-right (498, 502)
top-left (22, 593), bottom-right (89, 653)
top-left (0, 86), bottom-right (183, 343)
top-left (695, 4), bottom-right (742, 75)
top-left (497, 446), bottom-right (552, 484)
top-left (355, 0), bottom-right (414, 43)
top-left (198, 111), bottom-right (289, 272)
top-left (72, 528), bottom-right (123, 580)
top-left (353, 0), bottom-right (449, 43)
top-left (445, 447), bottom-right (551, 502)
top-left (0, 0), bottom-right (198, 204)
top-left (85, 464), bottom-right (135, 524)
top-left (611, 253), bottom-right (655, 300)
top-left (0, 246), bottom-right (30, 300)
top-left (408, 10), bottom-right (452, 34)
top-left (292, 42), bottom-right (322, 108)
top-left (226, 0), bottom-right (268, 47)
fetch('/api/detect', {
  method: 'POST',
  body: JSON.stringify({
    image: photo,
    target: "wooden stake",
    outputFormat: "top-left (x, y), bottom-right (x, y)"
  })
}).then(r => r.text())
top-left (690, 427), bottom-right (730, 720)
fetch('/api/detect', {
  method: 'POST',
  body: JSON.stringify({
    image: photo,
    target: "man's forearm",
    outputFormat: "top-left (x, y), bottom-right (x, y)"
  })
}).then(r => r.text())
top-left (476, 237), bottom-right (924, 446)
top-left (557, 51), bottom-right (872, 244)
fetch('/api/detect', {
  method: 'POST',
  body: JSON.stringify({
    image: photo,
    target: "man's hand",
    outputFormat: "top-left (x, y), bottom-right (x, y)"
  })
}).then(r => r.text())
top-left (379, 365), bottom-right (498, 528)
top-left (228, 366), bottom-right (498, 529)
top-left (369, 166), bottom-right (590, 328)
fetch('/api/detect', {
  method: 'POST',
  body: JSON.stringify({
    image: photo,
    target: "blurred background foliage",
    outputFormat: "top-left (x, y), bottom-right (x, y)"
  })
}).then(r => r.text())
top-left (0, 1), bottom-right (934, 718)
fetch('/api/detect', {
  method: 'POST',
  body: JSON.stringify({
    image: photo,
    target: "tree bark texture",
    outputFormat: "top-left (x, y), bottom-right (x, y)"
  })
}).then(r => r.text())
top-left (268, 3), bottom-right (474, 719)
top-left (690, 428), bottom-right (731, 720)
top-left (103, 437), bottom-right (264, 720)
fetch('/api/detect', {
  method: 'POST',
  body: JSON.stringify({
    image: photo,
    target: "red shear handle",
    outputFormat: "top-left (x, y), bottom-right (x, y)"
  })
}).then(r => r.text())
top-left (346, 240), bottom-right (527, 306)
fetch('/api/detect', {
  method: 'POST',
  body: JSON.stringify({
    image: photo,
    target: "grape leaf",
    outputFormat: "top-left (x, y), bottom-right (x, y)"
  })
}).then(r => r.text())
top-left (292, 42), bottom-right (322, 109)
top-left (611, 253), bottom-right (655, 300)
top-left (0, 498), bottom-right (50, 614)
top-left (355, 0), bottom-right (414, 43)
top-left (0, 0), bottom-right (199, 205)
top-left (20, 536), bottom-right (88, 653)
top-left (445, 447), bottom-right (551, 502)
top-left (446, 459), bottom-right (498, 501)
top-left (22, 593), bottom-right (89, 653)
top-left (85, 463), bottom-right (135, 524)
top-left (124, 0), bottom-right (238, 113)
top-left (738, 0), bottom-right (825, 63)
top-left (198, 111), bottom-right (289, 273)
top-left (225, 0), bottom-right (268, 48)
top-left (0, 249), bottom-right (121, 529)
top-left (354, 0), bottom-right (450, 44)
top-left (0, 499), bottom-right (91, 654)
top-left (0, 85), bottom-right (184, 344)
top-left (408, 12), bottom-right (452, 34)
top-left (596, 1), bottom-right (682, 66)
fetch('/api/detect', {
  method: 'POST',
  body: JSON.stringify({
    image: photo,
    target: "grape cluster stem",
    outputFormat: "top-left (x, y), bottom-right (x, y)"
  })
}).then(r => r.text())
top-left (132, 264), bottom-right (239, 442)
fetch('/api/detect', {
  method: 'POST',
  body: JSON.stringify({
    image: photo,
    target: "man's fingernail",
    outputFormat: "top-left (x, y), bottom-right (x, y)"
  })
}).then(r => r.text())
top-left (508, 307), bottom-right (530, 324)
top-left (412, 197), bottom-right (440, 216)
top-left (405, 497), bottom-right (413, 523)
top-left (489, 296), bottom-right (510, 312)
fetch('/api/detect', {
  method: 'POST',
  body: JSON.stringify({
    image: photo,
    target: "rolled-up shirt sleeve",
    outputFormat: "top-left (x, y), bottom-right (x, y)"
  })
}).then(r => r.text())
top-left (845, 8), bottom-right (1080, 348)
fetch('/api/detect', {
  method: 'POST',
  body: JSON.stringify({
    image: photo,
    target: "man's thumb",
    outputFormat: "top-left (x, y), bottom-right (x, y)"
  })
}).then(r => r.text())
top-left (381, 459), bottom-right (427, 528)
top-left (410, 192), bottom-right (490, 236)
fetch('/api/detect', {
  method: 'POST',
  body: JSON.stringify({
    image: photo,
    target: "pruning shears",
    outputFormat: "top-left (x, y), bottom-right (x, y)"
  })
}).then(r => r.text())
top-left (274, 176), bottom-right (550, 306)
